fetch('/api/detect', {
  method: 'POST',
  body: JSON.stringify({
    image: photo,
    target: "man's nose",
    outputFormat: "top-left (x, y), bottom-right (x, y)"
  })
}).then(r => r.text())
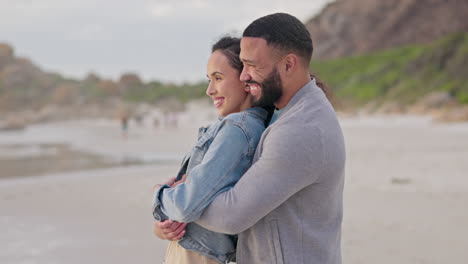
top-left (240, 68), bottom-right (251, 82)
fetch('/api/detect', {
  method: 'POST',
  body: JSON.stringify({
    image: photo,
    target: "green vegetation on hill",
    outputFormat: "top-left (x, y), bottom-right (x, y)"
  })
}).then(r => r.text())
top-left (0, 47), bottom-right (209, 113)
top-left (0, 42), bottom-right (210, 113)
top-left (311, 33), bottom-right (468, 108)
top-left (2, 32), bottom-right (468, 116)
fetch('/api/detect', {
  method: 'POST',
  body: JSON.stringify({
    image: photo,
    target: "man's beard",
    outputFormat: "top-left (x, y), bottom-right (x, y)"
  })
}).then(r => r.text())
top-left (247, 67), bottom-right (283, 108)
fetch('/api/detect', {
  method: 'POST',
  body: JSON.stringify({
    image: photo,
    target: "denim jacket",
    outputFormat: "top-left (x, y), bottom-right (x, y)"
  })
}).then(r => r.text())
top-left (153, 107), bottom-right (268, 263)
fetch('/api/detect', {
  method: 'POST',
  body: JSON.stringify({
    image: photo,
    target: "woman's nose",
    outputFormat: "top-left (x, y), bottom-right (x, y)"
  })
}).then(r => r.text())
top-left (206, 82), bottom-right (215, 96)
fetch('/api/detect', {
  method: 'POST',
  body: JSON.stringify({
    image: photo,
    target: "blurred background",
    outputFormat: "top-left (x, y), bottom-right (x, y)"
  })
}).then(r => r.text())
top-left (1, 0), bottom-right (467, 263)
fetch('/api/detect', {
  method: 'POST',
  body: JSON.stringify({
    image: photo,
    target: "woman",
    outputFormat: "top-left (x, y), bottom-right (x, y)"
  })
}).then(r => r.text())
top-left (152, 36), bottom-right (273, 263)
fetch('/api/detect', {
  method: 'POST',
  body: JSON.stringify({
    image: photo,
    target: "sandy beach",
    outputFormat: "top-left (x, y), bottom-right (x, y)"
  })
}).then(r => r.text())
top-left (1, 112), bottom-right (468, 263)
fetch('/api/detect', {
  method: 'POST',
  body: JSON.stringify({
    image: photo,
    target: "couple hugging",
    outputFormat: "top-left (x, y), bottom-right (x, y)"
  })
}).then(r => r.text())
top-left (152, 12), bottom-right (345, 264)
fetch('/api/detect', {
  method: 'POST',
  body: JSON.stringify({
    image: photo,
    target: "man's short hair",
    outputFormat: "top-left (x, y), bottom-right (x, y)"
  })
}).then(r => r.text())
top-left (243, 13), bottom-right (313, 65)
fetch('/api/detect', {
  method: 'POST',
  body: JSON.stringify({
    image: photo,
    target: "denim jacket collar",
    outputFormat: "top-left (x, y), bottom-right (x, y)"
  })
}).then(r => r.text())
top-left (242, 107), bottom-right (268, 120)
top-left (217, 106), bottom-right (268, 121)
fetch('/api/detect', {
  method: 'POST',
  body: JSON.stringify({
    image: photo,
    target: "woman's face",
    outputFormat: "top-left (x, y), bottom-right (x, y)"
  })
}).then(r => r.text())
top-left (206, 50), bottom-right (252, 117)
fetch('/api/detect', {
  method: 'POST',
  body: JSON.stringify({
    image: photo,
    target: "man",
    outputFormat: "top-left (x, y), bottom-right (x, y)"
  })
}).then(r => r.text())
top-left (155, 13), bottom-right (345, 264)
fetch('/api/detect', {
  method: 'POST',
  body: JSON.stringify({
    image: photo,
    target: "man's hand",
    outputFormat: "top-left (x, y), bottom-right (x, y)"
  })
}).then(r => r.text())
top-left (153, 220), bottom-right (187, 241)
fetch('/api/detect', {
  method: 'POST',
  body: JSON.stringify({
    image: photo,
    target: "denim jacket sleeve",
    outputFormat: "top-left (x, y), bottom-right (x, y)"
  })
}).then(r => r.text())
top-left (153, 121), bottom-right (250, 223)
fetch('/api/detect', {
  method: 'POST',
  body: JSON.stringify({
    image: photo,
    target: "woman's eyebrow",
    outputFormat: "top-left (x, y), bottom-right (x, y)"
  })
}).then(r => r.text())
top-left (209, 71), bottom-right (224, 77)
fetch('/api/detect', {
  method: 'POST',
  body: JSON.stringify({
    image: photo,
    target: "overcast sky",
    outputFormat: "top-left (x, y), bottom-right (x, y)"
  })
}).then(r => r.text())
top-left (0, 0), bottom-right (333, 83)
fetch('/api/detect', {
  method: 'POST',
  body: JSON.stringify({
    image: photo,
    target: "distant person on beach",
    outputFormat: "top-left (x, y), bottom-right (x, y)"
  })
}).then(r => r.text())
top-left (154, 13), bottom-right (345, 264)
top-left (120, 116), bottom-right (128, 137)
top-left (152, 36), bottom-right (274, 263)
top-left (117, 105), bottom-right (130, 138)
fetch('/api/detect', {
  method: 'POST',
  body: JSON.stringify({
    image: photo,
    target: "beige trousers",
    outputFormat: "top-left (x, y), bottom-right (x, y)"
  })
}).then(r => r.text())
top-left (164, 241), bottom-right (220, 264)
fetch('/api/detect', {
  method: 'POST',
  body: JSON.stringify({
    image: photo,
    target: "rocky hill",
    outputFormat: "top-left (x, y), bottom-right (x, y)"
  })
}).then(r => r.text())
top-left (306, 0), bottom-right (468, 59)
top-left (2, 0), bottom-right (468, 125)
top-left (0, 43), bottom-right (207, 125)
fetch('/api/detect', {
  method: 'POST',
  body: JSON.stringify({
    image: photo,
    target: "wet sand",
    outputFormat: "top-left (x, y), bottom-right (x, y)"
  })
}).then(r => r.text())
top-left (0, 143), bottom-right (144, 179)
top-left (1, 114), bottom-right (468, 263)
top-left (0, 165), bottom-right (174, 263)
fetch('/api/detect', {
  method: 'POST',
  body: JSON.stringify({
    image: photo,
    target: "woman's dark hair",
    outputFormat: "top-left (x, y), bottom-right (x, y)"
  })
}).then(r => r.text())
top-left (211, 36), bottom-right (274, 126)
top-left (310, 72), bottom-right (334, 103)
top-left (211, 36), bottom-right (243, 73)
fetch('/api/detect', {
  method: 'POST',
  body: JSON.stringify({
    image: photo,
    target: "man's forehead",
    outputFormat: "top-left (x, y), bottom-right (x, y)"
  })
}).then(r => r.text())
top-left (240, 37), bottom-right (273, 61)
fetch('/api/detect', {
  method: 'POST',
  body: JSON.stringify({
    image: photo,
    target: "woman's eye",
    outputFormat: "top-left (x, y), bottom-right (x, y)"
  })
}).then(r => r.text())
top-left (215, 77), bottom-right (222, 81)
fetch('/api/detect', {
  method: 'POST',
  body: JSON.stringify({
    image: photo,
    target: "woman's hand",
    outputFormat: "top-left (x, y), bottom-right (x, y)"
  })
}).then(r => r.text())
top-left (153, 177), bottom-right (177, 191)
top-left (171, 174), bottom-right (187, 187)
top-left (152, 176), bottom-right (187, 241)
top-left (153, 220), bottom-right (187, 241)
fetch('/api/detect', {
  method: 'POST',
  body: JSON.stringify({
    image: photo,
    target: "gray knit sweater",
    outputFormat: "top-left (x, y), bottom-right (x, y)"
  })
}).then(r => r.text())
top-left (196, 79), bottom-right (346, 264)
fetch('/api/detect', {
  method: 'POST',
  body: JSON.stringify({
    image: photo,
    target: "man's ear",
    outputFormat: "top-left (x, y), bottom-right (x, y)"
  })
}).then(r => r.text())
top-left (284, 54), bottom-right (298, 74)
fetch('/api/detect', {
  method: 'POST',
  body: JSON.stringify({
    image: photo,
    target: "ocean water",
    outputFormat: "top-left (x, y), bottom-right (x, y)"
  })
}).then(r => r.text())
top-left (0, 118), bottom-right (199, 179)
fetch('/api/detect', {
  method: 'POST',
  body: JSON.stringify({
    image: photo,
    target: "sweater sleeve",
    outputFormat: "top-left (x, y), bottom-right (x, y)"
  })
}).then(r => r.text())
top-left (196, 124), bottom-right (325, 234)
